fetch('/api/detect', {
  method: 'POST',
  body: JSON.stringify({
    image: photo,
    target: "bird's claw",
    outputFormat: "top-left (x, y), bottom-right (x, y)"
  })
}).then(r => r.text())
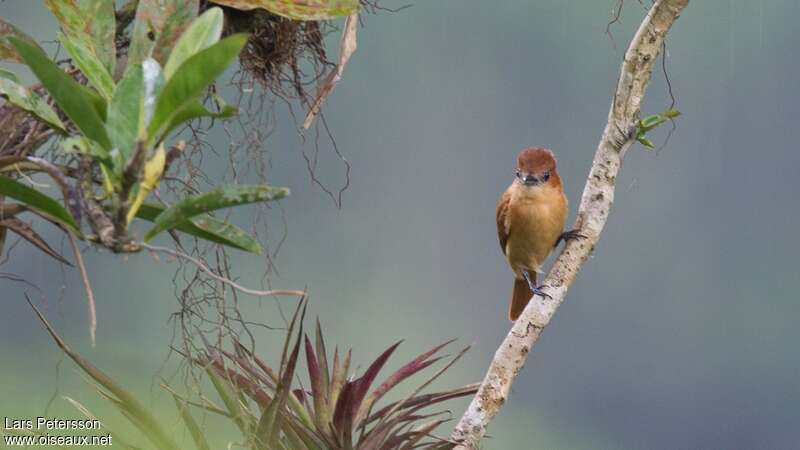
top-left (531, 285), bottom-right (552, 299)
top-left (522, 271), bottom-right (551, 299)
top-left (555, 229), bottom-right (587, 248)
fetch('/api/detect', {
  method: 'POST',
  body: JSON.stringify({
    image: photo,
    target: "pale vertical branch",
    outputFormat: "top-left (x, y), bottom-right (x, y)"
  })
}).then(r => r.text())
top-left (450, 1), bottom-right (690, 448)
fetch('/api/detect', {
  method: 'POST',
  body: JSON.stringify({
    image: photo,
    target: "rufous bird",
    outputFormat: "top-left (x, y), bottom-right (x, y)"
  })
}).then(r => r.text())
top-left (496, 148), bottom-right (582, 321)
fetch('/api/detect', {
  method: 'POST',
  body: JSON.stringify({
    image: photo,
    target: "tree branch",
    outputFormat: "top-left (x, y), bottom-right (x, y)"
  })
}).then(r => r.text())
top-left (449, 1), bottom-right (689, 448)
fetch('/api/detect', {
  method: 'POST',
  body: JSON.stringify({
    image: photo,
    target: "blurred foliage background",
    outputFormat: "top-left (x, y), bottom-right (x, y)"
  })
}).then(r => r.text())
top-left (2, 0), bottom-right (799, 449)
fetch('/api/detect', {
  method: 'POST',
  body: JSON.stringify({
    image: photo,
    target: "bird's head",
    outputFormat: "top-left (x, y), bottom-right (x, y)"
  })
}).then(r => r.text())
top-left (514, 148), bottom-right (557, 187)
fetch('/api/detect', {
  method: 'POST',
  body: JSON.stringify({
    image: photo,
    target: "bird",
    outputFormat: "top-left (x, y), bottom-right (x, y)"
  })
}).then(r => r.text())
top-left (496, 148), bottom-right (581, 321)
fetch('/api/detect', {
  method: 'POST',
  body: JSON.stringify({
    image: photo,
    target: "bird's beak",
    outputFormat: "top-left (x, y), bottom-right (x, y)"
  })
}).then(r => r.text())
top-left (517, 172), bottom-right (539, 185)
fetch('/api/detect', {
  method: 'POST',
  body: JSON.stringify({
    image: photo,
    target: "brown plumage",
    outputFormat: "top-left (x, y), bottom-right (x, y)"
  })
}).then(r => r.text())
top-left (496, 148), bottom-right (567, 320)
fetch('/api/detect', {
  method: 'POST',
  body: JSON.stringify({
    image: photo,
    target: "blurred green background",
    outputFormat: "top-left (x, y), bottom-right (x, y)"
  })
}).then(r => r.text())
top-left (2, 1), bottom-right (800, 449)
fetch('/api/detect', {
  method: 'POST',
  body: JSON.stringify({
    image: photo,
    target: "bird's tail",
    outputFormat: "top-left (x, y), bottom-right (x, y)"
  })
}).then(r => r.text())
top-left (509, 275), bottom-right (534, 321)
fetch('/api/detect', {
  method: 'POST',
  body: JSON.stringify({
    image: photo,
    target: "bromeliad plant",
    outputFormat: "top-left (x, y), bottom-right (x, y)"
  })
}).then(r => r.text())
top-left (0, 6), bottom-right (288, 254)
top-left (26, 298), bottom-right (478, 450)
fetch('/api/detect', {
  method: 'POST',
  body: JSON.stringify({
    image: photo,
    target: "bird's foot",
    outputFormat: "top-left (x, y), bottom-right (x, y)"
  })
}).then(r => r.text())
top-left (555, 229), bottom-right (587, 248)
top-left (531, 285), bottom-right (551, 299)
top-left (522, 271), bottom-right (551, 299)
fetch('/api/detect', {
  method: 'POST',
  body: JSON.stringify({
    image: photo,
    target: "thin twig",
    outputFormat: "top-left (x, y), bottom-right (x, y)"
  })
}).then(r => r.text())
top-left (68, 232), bottom-right (96, 347)
top-left (141, 243), bottom-right (306, 298)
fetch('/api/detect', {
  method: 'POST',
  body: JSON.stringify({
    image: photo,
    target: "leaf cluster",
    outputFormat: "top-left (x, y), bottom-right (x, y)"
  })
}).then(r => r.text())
top-left (0, 5), bottom-right (286, 256)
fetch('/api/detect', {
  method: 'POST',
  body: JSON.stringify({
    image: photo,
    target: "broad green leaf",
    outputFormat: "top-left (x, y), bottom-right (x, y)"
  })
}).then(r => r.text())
top-left (0, 176), bottom-right (79, 234)
top-left (147, 34), bottom-right (248, 142)
top-left (163, 7), bottom-right (224, 80)
top-left (144, 184), bottom-right (288, 242)
top-left (9, 37), bottom-right (112, 150)
top-left (0, 77), bottom-right (67, 132)
top-left (161, 100), bottom-right (237, 139)
top-left (106, 64), bottom-right (144, 165)
top-left (207, 0), bottom-right (359, 21)
top-left (136, 203), bottom-right (262, 254)
top-left (58, 32), bottom-right (115, 100)
top-left (129, 0), bottom-right (199, 66)
top-left (44, 0), bottom-right (115, 73)
top-left (0, 17), bottom-right (38, 62)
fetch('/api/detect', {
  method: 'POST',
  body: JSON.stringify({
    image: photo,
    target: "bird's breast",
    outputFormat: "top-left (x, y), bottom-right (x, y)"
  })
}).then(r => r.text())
top-left (505, 184), bottom-right (567, 273)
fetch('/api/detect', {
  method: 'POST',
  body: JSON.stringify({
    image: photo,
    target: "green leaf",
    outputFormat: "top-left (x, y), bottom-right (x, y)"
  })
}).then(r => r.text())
top-left (44, 0), bottom-right (116, 73)
top-left (0, 17), bottom-right (38, 62)
top-left (637, 136), bottom-right (656, 149)
top-left (58, 32), bottom-right (115, 100)
top-left (143, 184), bottom-right (288, 242)
top-left (161, 100), bottom-right (237, 139)
top-left (206, 0), bottom-right (359, 21)
top-left (0, 77), bottom-right (67, 132)
top-left (163, 7), bottom-right (224, 80)
top-left (9, 37), bottom-right (112, 150)
top-left (107, 64), bottom-right (144, 166)
top-left (638, 109), bottom-right (681, 133)
top-left (0, 176), bottom-right (79, 234)
top-left (148, 33), bottom-right (248, 142)
top-left (136, 203), bottom-right (262, 254)
top-left (639, 114), bottom-right (664, 131)
top-left (129, 0), bottom-right (199, 66)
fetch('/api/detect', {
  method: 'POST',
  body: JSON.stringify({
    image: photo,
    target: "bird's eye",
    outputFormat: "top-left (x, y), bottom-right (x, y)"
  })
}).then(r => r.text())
top-left (542, 171), bottom-right (550, 182)
top-left (515, 170), bottom-right (521, 177)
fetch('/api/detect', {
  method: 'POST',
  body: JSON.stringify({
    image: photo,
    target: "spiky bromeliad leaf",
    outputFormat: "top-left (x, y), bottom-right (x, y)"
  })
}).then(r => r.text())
top-left (0, 176), bottom-right (79, 234)
top-left (136, 203), bottom-right (263, 254)
top-left (0, 17), bottom-right (38, 62)
top-left (44, 0), bottom-right (116, 73)
top-left (0, 76), bottom-right (66, 132)
top-left (143, 184), bottom-right (288, 242)
top-left (207, 0), bottom-right (359, 21)
top-left (256, 300), bottom-right (306, 449)
top-left (129, 0), bottom-right (199, 66)
top-left (147, 33), bottom-right (248, 143)
top-left (8, 37), bottom-right (111, 150)
top-left (172, 395), bottom-right (212, 450)
top-left (163, 7), bottom-right (224, 80)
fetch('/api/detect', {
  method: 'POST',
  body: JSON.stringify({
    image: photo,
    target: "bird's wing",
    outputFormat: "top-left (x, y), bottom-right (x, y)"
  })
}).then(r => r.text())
top-left (496, 188), bottom-right (511, 255)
